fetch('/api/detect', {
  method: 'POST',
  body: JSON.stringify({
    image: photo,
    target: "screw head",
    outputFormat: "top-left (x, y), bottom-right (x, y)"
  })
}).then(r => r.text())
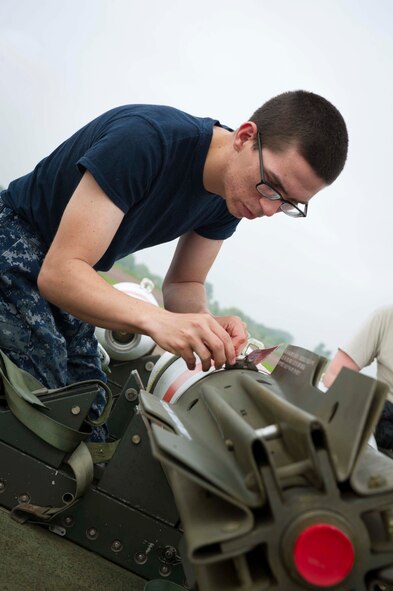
top-left (145, 361), bottom-right (155, 372)
top-left (132, 434), bottom-right (141, 445)
top-left (125, 388), bottom-right (138, 402)
top-left (71, 405), bottom-right (81, 415)
top-left (0, 481), bottom-right (5, 493)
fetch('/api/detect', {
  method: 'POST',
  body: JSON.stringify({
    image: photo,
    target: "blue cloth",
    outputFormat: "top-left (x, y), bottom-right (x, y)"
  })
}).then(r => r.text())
top-left (375, 400), bottom-right (393, 451)
top-left (0, 200), bottom-right (107, 442)
top-left (3, 105), bottom-right (240, 271)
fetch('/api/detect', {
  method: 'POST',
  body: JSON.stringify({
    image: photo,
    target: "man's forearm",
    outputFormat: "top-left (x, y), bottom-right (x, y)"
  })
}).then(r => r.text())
top-left (38, 257), bottom-right (163, 334)
top-left (323, 350), bottom-right (360, 388)
top-left (162, 281), bottom-right (210, 314)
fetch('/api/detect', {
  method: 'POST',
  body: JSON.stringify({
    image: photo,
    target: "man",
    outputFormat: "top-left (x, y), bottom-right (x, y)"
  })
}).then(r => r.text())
top-left (0, 91), bottom-right (348, 440)
top-left (323, 306), bottom-right (393, 451)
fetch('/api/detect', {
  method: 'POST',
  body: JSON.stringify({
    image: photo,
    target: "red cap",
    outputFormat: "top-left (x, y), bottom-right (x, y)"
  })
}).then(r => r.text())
top-left (293, 523), bottom-right (355, 587)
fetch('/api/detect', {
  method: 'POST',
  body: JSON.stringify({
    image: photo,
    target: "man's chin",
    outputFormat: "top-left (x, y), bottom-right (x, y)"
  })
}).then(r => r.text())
top-left (243, 205), bottom-right (260, 220)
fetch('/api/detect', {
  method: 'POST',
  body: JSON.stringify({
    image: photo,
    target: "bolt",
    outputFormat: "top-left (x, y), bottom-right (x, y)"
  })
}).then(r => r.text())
top-left (245, 472), bottom-right (258, 492)
top-left (145, 361), bottom-right (155, 372)
top-left (225, 439), bottom-right (234, 451)
top-left (159, 564), bottom-right (171, 577)
top-left (86, 527), bottom-right (98, 540)
top-left (368, 475), bottom-right (387, 489)
top-left (132, 434), bottom-right (141, 445)
top-left (111, 540), bottom-right (123, 552)
top-left (382, 509), bottom-right (393, 538)
top-left (163, 546), bottom-right (177, 562)
top-left (134, 551), bottom-right (147, 564)
top-left (71, 405), bottom-right (81, 415)
top-left (18, 493), bottom-right (30, 504)
top-left (125, 387), bottom-right (138, 402)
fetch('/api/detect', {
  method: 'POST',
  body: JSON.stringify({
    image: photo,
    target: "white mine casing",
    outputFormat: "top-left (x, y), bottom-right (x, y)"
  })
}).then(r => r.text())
top-left (146, 351), bottom-right (215, 404)
top-left (95, 279), bottom-right (158, 361)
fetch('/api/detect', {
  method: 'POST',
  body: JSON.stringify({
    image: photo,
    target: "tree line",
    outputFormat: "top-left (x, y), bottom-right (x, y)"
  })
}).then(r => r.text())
top-left (114, 254), bottom-right (293, 348)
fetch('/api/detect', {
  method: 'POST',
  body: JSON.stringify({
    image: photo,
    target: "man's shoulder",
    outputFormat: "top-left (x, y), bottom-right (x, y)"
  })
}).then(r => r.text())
top-left (87, 104), bottom-right (218, 147)
top-left (368, 306), bottom-right (393, 329)
top-left (96, 104), bottom-right (214, 128)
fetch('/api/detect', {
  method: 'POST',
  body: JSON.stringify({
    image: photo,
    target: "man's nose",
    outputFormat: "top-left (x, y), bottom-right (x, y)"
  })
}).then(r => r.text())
top-left (260, 197), bottom-right (282, 217)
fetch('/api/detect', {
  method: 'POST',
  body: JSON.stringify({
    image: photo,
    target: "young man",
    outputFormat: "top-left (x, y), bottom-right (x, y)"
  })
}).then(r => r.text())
top-left (0, 90), bottom-right (348, 439)
top-left (323, 306), bottom-right (393, 451)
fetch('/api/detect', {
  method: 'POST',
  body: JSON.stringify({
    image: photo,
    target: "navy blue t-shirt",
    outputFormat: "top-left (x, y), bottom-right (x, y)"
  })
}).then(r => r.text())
top-left (3, 105), bottom-right (240, 271)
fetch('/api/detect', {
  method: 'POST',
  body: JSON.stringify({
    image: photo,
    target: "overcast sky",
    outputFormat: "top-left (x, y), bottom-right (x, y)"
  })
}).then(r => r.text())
top-left (1, 0), bottom-right (392, 360)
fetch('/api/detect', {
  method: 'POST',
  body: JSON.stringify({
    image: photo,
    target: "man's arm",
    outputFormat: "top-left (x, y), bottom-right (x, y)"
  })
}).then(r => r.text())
top-left (323, 309), bottom-right (387, 389)
top-left (163, 232), bottom-right (248, 356)
top-left (38, 171), bottom-right (245, 371)
top-left (323, 350), bottom-right (360, 388)
top-left (163, 232), bottom-right (222, 314)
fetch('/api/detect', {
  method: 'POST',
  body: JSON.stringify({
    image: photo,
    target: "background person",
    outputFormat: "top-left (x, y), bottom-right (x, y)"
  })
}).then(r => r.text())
top-left (323, 306), bottom-right (393, 451)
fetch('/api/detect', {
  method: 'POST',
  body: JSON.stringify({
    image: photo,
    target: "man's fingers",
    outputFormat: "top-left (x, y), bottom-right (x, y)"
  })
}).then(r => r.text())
top-left (153, 312), bottom-right (241, 372)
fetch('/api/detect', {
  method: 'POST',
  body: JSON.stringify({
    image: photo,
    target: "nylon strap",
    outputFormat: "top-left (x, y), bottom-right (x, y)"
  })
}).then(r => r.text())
top-left (11, 441), bottom-right (94, 523)
top-left (0, 349), bottom-right (119, 522)
top-left (87, 439), bottom-right (120, 463)
top-left (0, 352), bottom-right (90, 451)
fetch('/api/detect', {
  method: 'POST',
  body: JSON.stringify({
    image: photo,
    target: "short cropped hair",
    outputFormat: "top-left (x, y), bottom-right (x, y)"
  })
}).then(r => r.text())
top-left (249, 90), bottom-right (348, 184)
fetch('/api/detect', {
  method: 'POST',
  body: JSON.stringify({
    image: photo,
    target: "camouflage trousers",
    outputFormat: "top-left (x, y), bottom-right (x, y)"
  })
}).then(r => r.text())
top-left (0, 195), bottom-right (107, 442)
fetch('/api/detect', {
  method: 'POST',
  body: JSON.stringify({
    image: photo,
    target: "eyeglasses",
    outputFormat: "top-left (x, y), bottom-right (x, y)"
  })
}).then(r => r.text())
top-left (255, 133), bottom-right (308, 218)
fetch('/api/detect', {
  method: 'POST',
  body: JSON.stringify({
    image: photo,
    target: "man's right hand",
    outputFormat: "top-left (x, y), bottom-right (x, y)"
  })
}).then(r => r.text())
top-left (149, 311), bottom-right (238, 372)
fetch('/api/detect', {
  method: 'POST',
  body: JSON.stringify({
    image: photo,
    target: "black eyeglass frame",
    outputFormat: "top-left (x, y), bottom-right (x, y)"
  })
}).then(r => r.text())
top-left (255, 133), bottom-right (308, 218)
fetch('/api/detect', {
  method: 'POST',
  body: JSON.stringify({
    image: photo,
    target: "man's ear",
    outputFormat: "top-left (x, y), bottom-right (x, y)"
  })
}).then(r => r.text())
top-left (233, 121), bottom-right (258, 151)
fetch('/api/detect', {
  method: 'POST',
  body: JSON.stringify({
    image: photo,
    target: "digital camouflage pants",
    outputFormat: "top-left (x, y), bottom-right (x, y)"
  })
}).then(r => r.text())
top-left (0, 195), bottom-right (107, 442)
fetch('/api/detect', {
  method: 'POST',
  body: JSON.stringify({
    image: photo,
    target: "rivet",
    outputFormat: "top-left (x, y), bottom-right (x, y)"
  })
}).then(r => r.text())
top-left (159, 564), bottom-right (171, 577)
top-left (86, 527), bottom-right (98, 540)
top-left (63, 516), bottom-right (74, 527)
top-left (134, 551), bottom-right (147, 564)
top-left (71, 405), bottom-right (81, 415)
top-left (111, 540), bottom-right (123, 552)
top-left (132, 434), bottom-right (141, 445)
top-left (145, 361), bottom-right (155, 372)
top-left (18, 493), bottom-right (30, 504)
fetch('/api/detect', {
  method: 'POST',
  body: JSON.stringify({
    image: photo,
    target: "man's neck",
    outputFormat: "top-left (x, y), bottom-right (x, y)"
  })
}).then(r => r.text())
top-left (203, 126), bottom-right (232, 196)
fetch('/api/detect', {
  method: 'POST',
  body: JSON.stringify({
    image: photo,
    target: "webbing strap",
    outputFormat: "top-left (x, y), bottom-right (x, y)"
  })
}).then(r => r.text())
top-left (0, 352), bottom-right (90, 452)
top-left (11, 442), bottom-right (94, 523)
top-left (0, 350), bottom-right (114, 449)
top-left (0, 350), bottom-right (119, 522)
top-left (87, 439), bottom-right (120, 463)
top-left (0, 349), bottom-right (47, 408)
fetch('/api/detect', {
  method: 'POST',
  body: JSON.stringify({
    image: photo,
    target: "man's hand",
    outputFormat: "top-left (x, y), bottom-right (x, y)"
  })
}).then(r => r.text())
top-left (149, 312), bottom-right (243, 372)
top-left (214, 315), bottom-right (248, 357)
